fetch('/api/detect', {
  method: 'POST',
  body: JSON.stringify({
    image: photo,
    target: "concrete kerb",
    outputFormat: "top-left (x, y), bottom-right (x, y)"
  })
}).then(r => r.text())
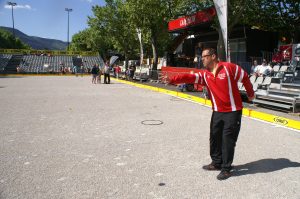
top-left (112, 77), bottom-right (300, 132)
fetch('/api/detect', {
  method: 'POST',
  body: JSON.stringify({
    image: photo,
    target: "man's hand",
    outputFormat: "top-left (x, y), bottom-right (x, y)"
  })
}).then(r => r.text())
top-left (248, 94), bottom-right (256, 102)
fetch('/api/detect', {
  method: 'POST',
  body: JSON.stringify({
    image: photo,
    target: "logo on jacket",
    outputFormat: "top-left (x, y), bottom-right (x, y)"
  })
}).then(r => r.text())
top-left (217, 73), bottom-right (226, 79)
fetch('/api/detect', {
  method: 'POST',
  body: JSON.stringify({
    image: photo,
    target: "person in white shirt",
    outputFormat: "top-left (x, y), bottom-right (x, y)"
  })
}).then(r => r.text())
top-left (250, 60), bottom-right (258, 75)
top-left (103, 61), bottom-right (111, 84)
top-left (254, 59), bottom-right (273, 77)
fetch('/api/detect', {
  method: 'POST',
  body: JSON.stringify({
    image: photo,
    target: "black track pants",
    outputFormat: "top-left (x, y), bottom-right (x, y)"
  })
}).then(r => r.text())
top-left (210, 110), bottom-right (242, 171)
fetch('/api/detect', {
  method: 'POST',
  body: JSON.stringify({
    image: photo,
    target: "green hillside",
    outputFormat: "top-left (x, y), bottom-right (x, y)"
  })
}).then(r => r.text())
top-left (0, 26), bottom-right (67, 50)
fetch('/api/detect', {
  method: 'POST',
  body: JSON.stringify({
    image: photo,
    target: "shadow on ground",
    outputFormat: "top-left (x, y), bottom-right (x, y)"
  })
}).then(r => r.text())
top-left (233, 158), bottom-right (300, 177)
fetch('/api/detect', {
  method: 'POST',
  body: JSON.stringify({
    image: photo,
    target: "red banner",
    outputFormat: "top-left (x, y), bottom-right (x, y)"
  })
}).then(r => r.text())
top-left (168, 7), bottom-right (216, 32)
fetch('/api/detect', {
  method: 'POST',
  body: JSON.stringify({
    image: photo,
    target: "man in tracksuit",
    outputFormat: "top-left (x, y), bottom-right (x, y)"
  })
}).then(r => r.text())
top-left (169, 48), bottom-right (255, 180)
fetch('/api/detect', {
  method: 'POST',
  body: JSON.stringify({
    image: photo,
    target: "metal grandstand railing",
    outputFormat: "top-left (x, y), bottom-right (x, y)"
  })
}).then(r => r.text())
top-left (16, 55), bottom-right (103, 73)
top-left (82, 56), bottom-right (103, 68)
top-left (0, 54), bottom-right (12, 71)
top-left (240, 64), bottom-right (300, 113)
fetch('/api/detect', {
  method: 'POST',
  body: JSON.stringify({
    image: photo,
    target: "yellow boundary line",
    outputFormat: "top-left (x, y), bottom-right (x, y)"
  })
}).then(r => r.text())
top-left (1, 74), bottom-right (299, 131)
top-left (112, 78), bottom-right (300, 131)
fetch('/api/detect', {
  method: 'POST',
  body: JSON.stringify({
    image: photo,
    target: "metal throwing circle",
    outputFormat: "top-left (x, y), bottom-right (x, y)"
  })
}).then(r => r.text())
top-left (141, 120), bottom-right (163, 125)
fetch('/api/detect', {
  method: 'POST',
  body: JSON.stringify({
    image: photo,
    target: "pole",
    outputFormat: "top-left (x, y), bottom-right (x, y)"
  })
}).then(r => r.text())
top-left (8, 2), bottom-right (17, 48)
top-left (137, 28), bottom-right (143, 80)
top-left (226, 0), bottom-right (230, 62)
top-left (65, 8), bottom-right (72, 51)
top-left (67, 11), bottom-right (69, 51)
top-left (11, 4), bottom-right (15, 38)
top-left (213, 0), bottom-right (228, 61)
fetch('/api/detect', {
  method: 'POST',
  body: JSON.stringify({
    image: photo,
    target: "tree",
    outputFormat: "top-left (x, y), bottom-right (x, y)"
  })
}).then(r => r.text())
top-left (71, 0), bottom-right (299, 68)
top-left (69, 27), bottom-right (113, 58)
top-left (212, 0), bottom-right (300, 59)
top-left (168, 0), bottom-right (299, 60)
top-left (168, 0), bottom-right (212, 18)
top-left (176, 0), bottom-right (257, 61)
top-left (69, 29), bottom-right (92, 51)
top-left (244, 0), bottom-right (300, 43)
top-left (127, 0), bottom-right (172, 71)
top-left (169, 0), bottom-right (292, 60)
top-left (88, 0), bottom-right (139, 67)
top-left (0, 29), bottom-right (30, 49)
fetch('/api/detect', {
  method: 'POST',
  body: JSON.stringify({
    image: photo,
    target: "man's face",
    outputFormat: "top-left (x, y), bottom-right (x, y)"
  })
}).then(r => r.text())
top-left (201, 49), bottom-right (216, 70)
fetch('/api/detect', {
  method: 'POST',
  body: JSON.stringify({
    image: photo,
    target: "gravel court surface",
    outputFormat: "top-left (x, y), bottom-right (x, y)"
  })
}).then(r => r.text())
top-left (0, 76), bottom-right (299, 199)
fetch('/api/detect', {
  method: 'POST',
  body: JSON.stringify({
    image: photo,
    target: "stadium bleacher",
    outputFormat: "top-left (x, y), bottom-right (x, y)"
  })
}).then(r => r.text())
top-left (21, 55), bottom-right (77, 73)
top-left (0, 49), bottom-right (103, 73)
top-left (240, 64), bottom-right (300, 113)
top-left (0, 54), bottom-right (104, 73)
top-left (82, 56), bottom-right (103, 68)
top-left (0, 54), bottom-right (12, 71)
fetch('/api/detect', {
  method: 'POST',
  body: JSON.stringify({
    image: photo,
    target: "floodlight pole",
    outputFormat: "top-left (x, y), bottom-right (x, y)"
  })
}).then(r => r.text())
top-left (65, 8), bottom-right (73, 51)
top-left (7, 2), bottom-right (17, 39)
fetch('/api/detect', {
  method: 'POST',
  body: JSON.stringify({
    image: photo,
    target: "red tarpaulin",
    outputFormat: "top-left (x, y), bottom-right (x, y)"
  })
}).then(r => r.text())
top-left (168, 7), bottom-right (216, 32)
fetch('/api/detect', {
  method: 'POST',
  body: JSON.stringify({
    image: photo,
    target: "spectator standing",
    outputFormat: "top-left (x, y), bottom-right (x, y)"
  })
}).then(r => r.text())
top-left (194, 42), bottom-right (203, 69)
top-left (91, 64), bottom-right (99, 84)
top-left (115, 65), bottom-right (121, 79)
top-left (103, 61), bottom-right (111, 84)
top-left (113, 65), bottom-right (117, 77)
top-left (97, 64), bottom-right (102, 84)
top-left (125, 68), bottom-right (130, 80)
top-left (73, 65), bottom-right (77, 75)
top-left (60, 62), bottom-right (64, 74)
top-left (129, 66), bottom-right (133, 80)
top-left (80, 64), bottom-right (84, 77)
top-left (129, 65), bottom-right (136, 80)
top-left (74, 65), bottom-right (80, 77)
top-left (132, 65), bottom-right (136, 78)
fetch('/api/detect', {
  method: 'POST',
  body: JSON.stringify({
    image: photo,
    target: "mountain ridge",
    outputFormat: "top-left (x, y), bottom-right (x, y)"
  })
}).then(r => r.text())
top-left (0, 26), bottom-right (68, 50)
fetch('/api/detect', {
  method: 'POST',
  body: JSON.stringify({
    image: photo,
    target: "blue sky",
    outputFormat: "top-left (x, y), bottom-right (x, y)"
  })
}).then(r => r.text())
top-left (0, 0), bottom-right (105, 42)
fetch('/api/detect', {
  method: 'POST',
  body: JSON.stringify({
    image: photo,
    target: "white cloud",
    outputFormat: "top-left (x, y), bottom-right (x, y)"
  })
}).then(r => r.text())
top-left (4, 4), bottom-right (32, 10)
top-left (81, 0), bottom-right (93, 3)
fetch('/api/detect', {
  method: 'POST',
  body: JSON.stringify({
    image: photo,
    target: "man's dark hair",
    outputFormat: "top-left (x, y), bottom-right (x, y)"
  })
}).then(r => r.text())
top-left (203, 48), bottom-right (218, 57)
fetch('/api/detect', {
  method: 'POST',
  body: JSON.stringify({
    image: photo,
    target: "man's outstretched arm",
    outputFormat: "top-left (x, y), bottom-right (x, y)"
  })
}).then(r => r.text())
top-left (169, 72), bottom-right (205, 85)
